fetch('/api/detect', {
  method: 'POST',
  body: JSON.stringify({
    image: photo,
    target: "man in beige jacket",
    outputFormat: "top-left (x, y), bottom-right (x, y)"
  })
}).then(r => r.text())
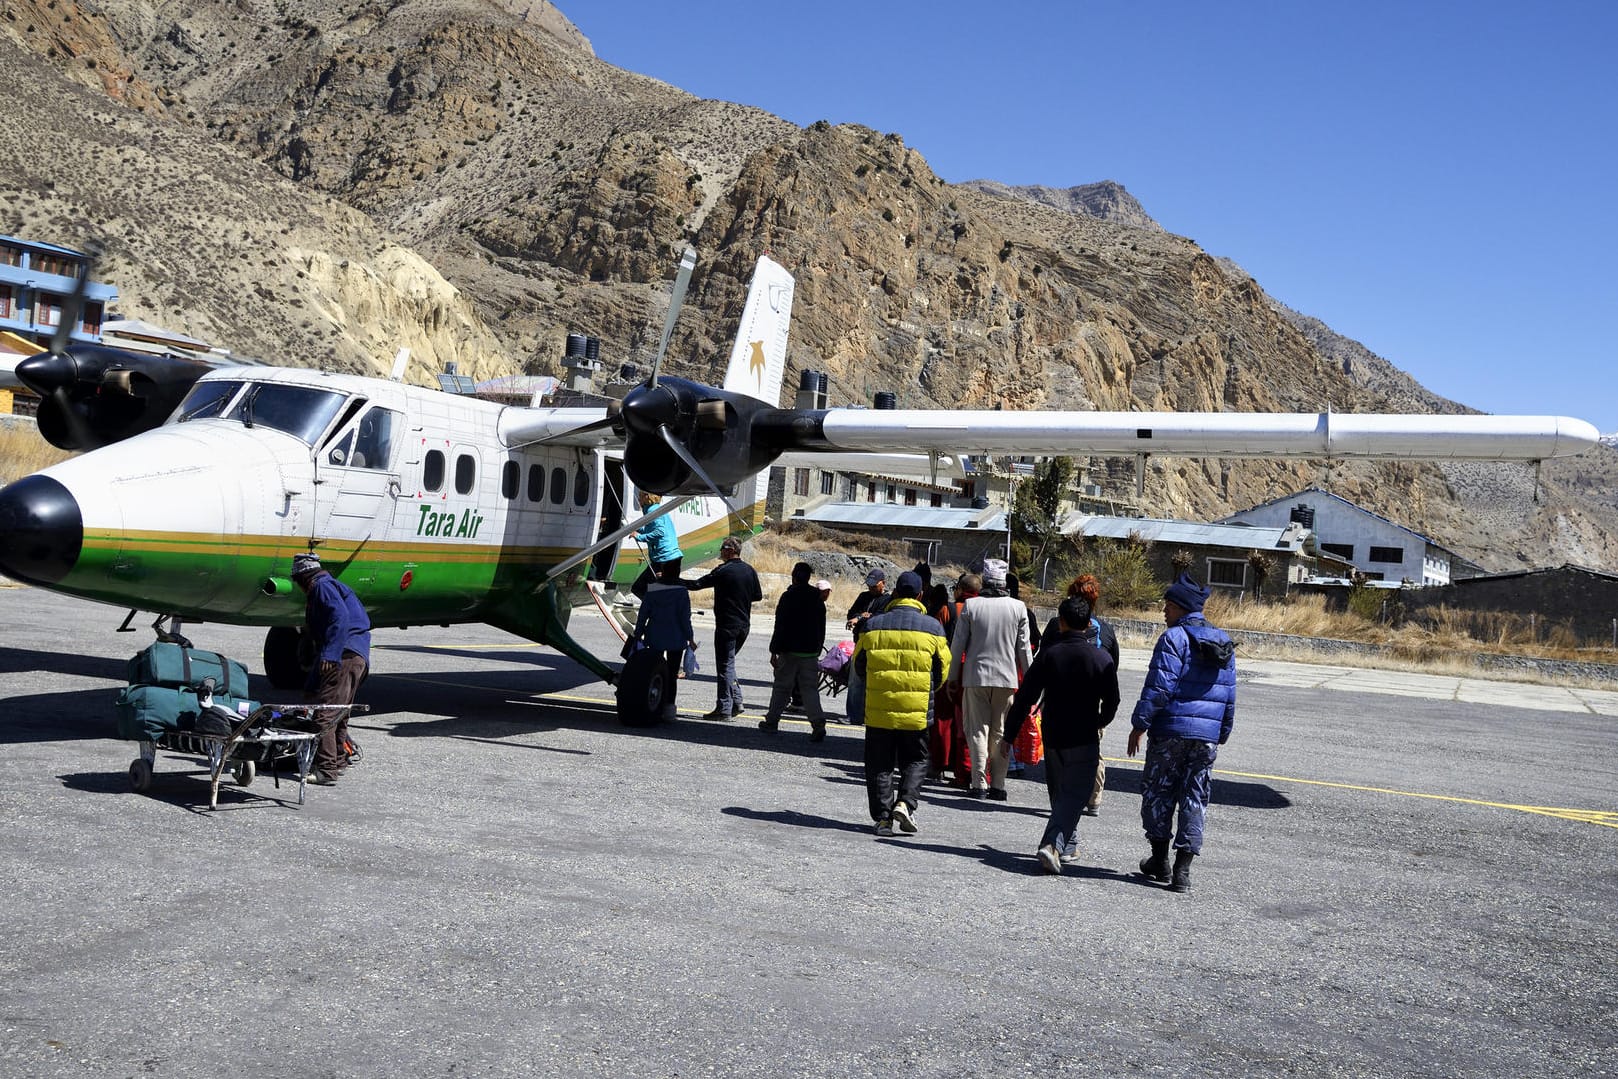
top-left (946, 558), bottom-right (1033, 800)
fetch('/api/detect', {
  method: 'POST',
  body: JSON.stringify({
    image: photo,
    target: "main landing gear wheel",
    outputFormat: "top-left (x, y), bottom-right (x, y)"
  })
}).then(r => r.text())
top-left (233, 760), bottom-right (256, 787)
top-left (129, 758), bottom-right (153, 793)
top-left (263, 626), bottom-right (307, 691)
top-left (615, 649), bottom-right (672, 727)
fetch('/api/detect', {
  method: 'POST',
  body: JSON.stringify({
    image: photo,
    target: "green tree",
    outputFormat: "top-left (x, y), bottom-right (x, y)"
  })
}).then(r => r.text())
top-left (1009, 457), bottom-right (1075, 578)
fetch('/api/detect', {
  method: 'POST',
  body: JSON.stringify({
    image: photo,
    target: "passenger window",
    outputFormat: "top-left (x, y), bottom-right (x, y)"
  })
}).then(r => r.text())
top-left (573, 465), bottom-right (590, 507)
top-left (549, 466), bottom-right (566, 504)
top-left (327, 431), bottom-right (355, 467)
top-left (455, 454), bottom-right (476, 495)
top-left (502, 460), bottom-right (519, 500)
top-left (527, 464), bottom-right (544, 503)
top-left (424, 450), bottom-right (445, 492)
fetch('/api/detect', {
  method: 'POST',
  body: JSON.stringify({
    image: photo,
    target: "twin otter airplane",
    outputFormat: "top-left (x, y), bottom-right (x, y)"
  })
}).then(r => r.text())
top-left (0, 249), bottom-right (1600, 721)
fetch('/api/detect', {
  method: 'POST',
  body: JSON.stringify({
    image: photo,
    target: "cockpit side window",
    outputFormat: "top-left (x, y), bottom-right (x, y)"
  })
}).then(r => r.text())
top-left (175, 380), bottom-right (246, 423)
top-left (352, 407), bottom-right (401, 471)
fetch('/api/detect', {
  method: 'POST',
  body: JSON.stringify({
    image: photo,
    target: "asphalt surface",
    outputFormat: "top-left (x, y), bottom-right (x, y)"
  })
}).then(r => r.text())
top-left (0, 583), bottom-right (1614, 1078)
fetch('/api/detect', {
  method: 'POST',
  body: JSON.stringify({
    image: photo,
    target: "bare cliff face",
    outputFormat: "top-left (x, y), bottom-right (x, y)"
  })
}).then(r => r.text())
top-left (3, 0), bottom-right (1614, 571)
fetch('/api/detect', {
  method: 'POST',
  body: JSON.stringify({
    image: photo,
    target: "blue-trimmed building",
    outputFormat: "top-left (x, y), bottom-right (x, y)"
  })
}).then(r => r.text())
top-left (0, 236), bottom-right (118, 346)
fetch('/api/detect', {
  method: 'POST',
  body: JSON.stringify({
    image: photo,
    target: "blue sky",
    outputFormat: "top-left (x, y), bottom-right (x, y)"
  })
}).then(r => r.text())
top-left (569, 2), bottom-right (1617, 429)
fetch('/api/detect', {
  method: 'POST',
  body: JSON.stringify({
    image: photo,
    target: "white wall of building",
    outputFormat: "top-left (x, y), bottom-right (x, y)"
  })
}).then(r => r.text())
top-left (1224, 495), bottom-right (1449, 586)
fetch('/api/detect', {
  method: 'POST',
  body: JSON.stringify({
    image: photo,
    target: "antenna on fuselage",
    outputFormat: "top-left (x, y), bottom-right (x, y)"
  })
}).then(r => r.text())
top-left (389, 347), bottom-right (410, 382)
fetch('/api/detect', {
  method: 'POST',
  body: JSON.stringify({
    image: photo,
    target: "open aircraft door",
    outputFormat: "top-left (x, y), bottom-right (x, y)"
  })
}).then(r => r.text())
top-left (311, 405), bottom-right (404, 586)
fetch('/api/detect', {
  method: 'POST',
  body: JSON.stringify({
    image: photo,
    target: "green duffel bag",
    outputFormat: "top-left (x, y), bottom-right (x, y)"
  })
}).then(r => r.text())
top-left (125, 642), bottom-right (252, 699)
top-left (114, 684), bottom-right (258, 742)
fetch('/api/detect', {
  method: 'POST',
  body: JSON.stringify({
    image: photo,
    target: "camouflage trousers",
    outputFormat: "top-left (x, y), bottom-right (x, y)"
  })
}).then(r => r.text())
top-left (1140, 735), bottom-right (1219, 855)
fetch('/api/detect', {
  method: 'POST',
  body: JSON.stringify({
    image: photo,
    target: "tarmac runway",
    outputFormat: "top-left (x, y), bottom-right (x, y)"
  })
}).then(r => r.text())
top-left (0, 583), bottom-right (1613, 1078)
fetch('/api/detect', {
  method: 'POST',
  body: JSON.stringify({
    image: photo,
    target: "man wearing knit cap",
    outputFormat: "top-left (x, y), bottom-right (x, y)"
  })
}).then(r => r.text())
top-left (292, 552), bottom-right (371, 785)
top-left (1127, 573), bottom-right (1236, 893)
top-left (945, 557), bottom-right (1032, 800)
top-left (854, 570), bottom-right (951, 836)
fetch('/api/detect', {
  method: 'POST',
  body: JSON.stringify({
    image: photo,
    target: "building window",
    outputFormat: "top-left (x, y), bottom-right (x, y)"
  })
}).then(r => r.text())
top-left (820, 471), bottom-right (835, 495)
top-left (0, 285), bottom-right (11, 319)
top-left (35, 294), bottom-right (62, 328)
top-left (903, 489), bottom-right (917, 506)
top-left (906, 539), bottom-right (939, 564)
top-left (930, 492), bottom-right (942, 508)
top-left (793, 468), bottom-right (810, 497)
top-left (1369, 545), bottom-right (1403, 564)
top-left (1206, 559), bottom-right (1247, 589)
top-left (454, 453), bottom-right (476, 495)
top-left (0, 244), bottom-right (20, 267)
top-left (81, 300), bottom-right (104, 337)
top-left (866, 483), bottom-right (875, 503)
top-left (885, 483), bottom-right (896, 502)
top-left (1321, 542), bottom-right (1354, 561)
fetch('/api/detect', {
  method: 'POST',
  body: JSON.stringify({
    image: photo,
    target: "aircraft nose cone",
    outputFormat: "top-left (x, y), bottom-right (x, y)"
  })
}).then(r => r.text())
top-left (0, 475), bottom-right (84, 585)
top-left (15, 350), bottom-right (78, 396)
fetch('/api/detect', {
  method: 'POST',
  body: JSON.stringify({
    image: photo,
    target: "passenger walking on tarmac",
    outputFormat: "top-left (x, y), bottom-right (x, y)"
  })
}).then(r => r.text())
top-left (292, 552), bottom-right (371, 786)
top-left (632, 560), bottom-right (696, 721)
top-left (685, 536), bottom-right (763, 720)
top-left (758, 562), bottom-right (829, 741)
top-left (1002, 595), bottom-right (1120, 874)
top-left (853, 571), bottom-right (952, 837)
top-left (630, 490), bottom-right (683, 600)
top-left (1040, 574), bottom-right (1120, 817)
top-left (946, 558), bottom-right (1032, 801)
top-left (1128, 574), bottom-right (1236, 894)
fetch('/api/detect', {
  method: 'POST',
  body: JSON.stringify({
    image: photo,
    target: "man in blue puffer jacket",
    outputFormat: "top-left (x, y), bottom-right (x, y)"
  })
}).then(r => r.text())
top-left (1127, 573), bottom-right (1236, 894)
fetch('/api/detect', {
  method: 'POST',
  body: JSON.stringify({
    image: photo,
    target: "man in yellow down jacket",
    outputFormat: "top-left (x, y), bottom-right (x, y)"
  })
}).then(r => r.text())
top-left (852, 570), bottom-right (954, 838)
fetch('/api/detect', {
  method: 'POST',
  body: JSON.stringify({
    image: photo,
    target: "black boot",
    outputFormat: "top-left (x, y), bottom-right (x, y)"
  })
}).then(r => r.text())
top-left (1139, 839), bottom-right (1171, 883)
top-left (1169, 850), bottom-right (1195, 893)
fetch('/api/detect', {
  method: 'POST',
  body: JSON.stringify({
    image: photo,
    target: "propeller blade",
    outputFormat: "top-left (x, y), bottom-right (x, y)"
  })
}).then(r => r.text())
top-left (47, 243), bottom-right (100, 359)
top-left (648, 246), bottom-right (696, 389)
top-left (658, 424), bottom-right (737, 523)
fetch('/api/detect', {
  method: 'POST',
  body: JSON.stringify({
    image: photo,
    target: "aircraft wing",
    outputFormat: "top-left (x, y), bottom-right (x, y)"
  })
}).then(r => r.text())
top-left (783, 409), bottom-right (1600, 461)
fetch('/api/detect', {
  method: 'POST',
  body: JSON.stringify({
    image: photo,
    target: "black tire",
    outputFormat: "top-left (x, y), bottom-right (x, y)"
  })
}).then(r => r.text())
top-left (263, 626), bottom-right (307, 691)
top-left (616, 649), bottom-right (672, 726)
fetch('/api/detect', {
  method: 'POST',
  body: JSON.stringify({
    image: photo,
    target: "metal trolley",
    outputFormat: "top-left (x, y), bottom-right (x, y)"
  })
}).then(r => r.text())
top-left (128, 700), bottom-right (366, 810)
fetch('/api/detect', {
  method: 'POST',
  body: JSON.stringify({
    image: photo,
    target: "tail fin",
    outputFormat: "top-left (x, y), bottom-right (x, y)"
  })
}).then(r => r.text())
top-left (722, 255), bottom-right (795, 406)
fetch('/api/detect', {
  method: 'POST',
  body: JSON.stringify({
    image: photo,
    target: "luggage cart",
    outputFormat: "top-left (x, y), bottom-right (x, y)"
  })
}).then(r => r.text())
top-left (128, 700), bottom-right (366, 810)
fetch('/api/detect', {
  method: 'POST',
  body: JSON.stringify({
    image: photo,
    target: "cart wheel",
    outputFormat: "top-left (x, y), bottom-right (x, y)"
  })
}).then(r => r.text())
top-left (233, 760), bottom-right (256, 787)
top-left (129, 758), bottom-right (153, 793)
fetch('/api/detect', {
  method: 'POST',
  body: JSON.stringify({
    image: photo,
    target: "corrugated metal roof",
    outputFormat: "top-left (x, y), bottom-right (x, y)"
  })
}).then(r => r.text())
top-left (1061, 514), bottom-right (1305, 552)
top-left (803, 501), bottom-right (1007, 532)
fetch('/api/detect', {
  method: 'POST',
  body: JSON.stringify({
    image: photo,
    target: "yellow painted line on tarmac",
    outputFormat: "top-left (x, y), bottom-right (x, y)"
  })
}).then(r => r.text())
top-left (1098, 756), bottom-right (1617, 830)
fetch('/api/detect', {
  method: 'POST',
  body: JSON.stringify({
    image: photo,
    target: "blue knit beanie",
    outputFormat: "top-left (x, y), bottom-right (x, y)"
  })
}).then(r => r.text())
top-left (1163, 573), bottom-right (1209, 613)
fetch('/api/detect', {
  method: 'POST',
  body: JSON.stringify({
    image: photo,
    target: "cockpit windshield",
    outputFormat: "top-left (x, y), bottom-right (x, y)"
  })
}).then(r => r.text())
top-left (175, 380), bottom-right (246, 423)
top-left (221, 383), bottom-right (349, 445)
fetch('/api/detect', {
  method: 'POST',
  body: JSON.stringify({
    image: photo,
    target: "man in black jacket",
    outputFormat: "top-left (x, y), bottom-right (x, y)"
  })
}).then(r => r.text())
top-left (758, 562), bottom-right (830, 742)
top-left (685, 536), bottom-right (763, 720)
top-left (1001, 595), bottom-right (1121, 874)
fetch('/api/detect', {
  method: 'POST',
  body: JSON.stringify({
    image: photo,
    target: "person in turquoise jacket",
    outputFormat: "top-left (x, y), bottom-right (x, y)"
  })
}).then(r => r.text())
top-left (631, 490), bottom-right (684, 599)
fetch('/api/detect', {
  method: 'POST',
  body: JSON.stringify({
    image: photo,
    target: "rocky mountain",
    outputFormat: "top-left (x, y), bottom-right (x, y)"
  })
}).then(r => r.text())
top-left (2, 0), bottom-right (1614, 572)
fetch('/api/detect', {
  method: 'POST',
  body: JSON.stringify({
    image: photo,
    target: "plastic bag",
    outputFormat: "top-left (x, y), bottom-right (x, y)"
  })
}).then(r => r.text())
top-left (1014, 704), bottom-right (1045, 765)
top-left (683, 646), bottom-right (700, 677)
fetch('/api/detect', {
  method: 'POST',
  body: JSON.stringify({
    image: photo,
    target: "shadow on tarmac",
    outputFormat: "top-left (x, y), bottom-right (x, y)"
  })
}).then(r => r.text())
top-left (1, 687), bottom-right (119, 744)
top-left (1100, 766), bottom-right (1293, 810)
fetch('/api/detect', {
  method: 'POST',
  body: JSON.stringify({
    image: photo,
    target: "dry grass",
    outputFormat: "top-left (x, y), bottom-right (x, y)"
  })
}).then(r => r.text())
top-left (0, 425), bottom-right (73, 484)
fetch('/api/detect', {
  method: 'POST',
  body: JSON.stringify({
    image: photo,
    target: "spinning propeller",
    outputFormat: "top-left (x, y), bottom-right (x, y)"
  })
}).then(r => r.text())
top-left (15, 246), bottom-right (211, 451)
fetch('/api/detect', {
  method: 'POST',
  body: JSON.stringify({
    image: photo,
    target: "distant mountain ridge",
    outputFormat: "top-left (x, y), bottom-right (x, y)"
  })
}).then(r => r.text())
top-left (0, 0), bottom-right (1614, 572)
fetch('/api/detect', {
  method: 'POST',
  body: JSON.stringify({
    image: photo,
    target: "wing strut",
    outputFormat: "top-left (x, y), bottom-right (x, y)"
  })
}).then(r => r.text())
top-left (539, 495), bottom-right (694, 585)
